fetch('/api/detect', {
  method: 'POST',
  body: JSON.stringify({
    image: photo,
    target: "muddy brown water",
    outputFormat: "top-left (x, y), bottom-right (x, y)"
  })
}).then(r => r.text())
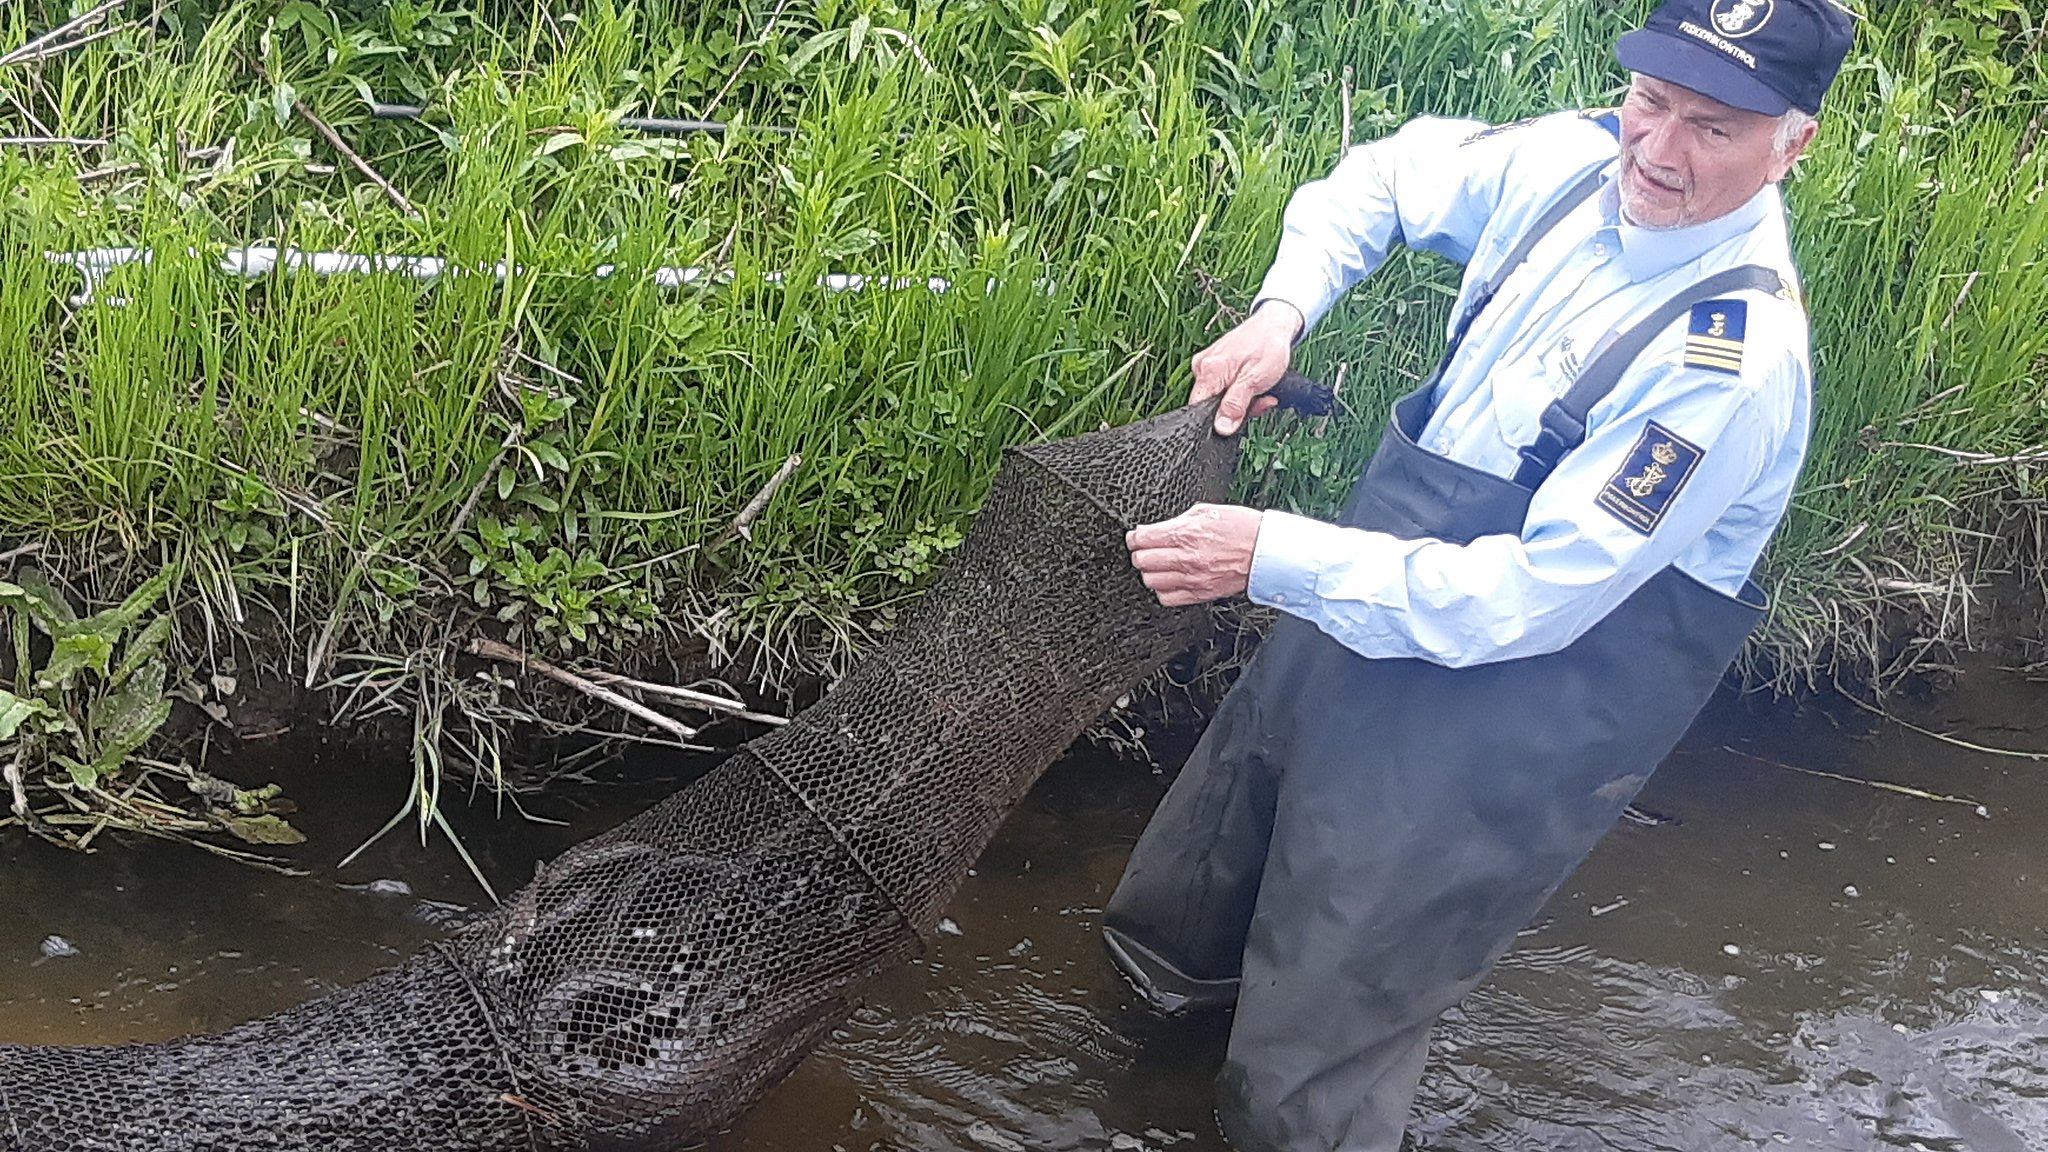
top-left (3, 673), bottom-right (2045, 1150)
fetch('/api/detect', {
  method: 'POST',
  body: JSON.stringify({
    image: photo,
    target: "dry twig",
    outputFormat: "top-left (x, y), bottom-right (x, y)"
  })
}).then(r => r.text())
top-left (4, 744), bottom-right (31, 824)
top-left (293, 97), bottom-right (420, 218)
top-left (580, 669), bottom-right (788, 727)
top-left (1339, 64), bottom-right (1355, 154)
top-left (440, 425), bottom-right (523, 550)
top-left (1718, 746), bottom-right (1984, 807)
top-left (0, 135), bottom-right (106, 147)
top-left (0, 0), bottom-right (127, 68)
top-left (710, 453), bottom-right (802, 551)
top-left (468, 638), bottom-right (700, 741)
top-left (703, 0), bottom-right (797, 120)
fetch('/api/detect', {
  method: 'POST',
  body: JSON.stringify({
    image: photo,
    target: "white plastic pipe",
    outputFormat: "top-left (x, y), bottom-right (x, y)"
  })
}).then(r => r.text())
top-left (44, 245), bottom-right (967, 306)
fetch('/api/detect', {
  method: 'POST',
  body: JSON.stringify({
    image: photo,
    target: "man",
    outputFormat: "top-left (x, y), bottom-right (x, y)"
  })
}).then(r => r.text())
top-left (1105, 1), bottom-right (1857, 1149)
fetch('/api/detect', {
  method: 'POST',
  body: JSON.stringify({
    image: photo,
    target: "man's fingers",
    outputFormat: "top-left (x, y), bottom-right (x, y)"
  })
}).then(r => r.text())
top-left (1126, 523), bottom-right (1171, 552)
top-left (1128, 546), bottom-right (1188, 577)
top-left (1189, 351), bottom-right (1241, 404)
top-left (1126, 508), bottom-right (1202, 552)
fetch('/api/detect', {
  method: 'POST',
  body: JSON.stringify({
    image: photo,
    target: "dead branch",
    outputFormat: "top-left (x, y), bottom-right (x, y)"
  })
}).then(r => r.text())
top-left (1339, 64), bottom-right (1354, 154)
top-left (468, 638), bottom-right (700, 741)
top-left (580, 669), bottom-right (788, 726)
top-left (1718, 745), bottom-right (1983, 808)
top-left (293, 97), bottom-right (420, 218)
top-left (439, 425), bottom-right (522, 550)
top-left (710, 453), bottom-right (802, 550)
top-left (703, 0), bottom-right (797, 120)
top-left (0, 0), bottom-right (126, 68)
top-left (4, 744), bottom-right (30, 823)
top-left (0, 135), bottom-right (106, 147)
top-left (1938, 269), bottom-right (1981, 332)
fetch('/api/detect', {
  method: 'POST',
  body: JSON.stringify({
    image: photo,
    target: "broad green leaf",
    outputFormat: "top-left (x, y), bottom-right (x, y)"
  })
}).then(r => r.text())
top-left (90, 659), bottom-right (170, 749)
top-left (49, 567), bottom-right (171, 644)
top-left (0, 690), bottom-right (52, 742)
top-left (225, 814), bottom-right (307, 846)
top-left (786, 27), bottom-right (845, 75)
top-left (112, 616), bottom-right (173, 685)
top-left (84, 695), bottom-right (170, 782)
top-left (38, 633), bottom-right (115, 690)
top-left (536, 131), bottom-right (584, 157)
top-left (7, 570), bottom-right (76, 632)
top-left (530, 440), bottom-right (569, 473)
top-left (104, 567), bottom-right (173, 635)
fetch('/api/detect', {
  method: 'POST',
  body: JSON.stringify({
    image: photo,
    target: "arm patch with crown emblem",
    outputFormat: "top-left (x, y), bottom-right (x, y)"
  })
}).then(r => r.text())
top-left (1596, 421), bottom-right (1704, 535)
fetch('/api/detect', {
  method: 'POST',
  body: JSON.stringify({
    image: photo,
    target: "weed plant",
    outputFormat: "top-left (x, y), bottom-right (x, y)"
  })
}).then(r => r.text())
top-left (0, 0), bottom-right (2042, 833)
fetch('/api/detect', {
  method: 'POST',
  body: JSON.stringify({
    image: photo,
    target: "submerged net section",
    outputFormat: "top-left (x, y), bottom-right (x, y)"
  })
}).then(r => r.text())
top-left (0, 394), bottom-right (1293, 1152)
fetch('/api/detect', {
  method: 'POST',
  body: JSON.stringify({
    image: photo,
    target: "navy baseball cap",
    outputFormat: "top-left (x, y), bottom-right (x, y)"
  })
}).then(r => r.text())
top-left (1617, 0), bottom-right (1857, 116)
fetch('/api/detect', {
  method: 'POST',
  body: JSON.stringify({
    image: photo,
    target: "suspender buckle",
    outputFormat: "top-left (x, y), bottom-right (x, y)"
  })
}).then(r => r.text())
top-left (1514, 405), bottom-right (1588, 486)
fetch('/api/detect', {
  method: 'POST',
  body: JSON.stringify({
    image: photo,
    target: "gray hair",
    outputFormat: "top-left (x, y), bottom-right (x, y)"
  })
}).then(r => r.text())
top-left (1774, 108), bottom-right (1817, 160)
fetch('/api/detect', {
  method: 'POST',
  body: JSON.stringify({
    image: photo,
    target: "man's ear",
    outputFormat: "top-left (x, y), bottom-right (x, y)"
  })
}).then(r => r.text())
top-left (1770, 118), bottom-right (1821, 181)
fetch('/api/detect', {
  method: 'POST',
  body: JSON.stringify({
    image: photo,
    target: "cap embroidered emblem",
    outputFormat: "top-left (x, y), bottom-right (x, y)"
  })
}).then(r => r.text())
top-left (1709, 0), bottom-right (1775, 38)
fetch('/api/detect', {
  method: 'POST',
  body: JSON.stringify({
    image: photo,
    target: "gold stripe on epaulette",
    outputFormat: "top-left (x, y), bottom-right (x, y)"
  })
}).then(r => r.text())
top-left (1685, 352), bottom-right (1744, 372)
top-left (1687, 335), bottom-right (1745, 354)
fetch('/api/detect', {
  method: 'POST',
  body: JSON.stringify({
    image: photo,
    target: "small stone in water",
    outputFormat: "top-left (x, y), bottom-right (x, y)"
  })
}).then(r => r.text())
top-left (1843, 885), bottom-right (1859, 898)
top-left (1976, 805), bottom-right (1989, 818)
top-left (1111, 1135), bottom-right (1147, 1151)
top-left (364, 879), bottom-right (413, 897)
top-left (1818, 841), bottom-right (1837, 851)
top-left (1982, 990), bottom-right (2002, 1004)
top-left (938, 918), bottom-right (964, 937)
top-left (39, 935), bottom-right (79, 960)
top-left (1722, 943), bottom-right (1741, 956)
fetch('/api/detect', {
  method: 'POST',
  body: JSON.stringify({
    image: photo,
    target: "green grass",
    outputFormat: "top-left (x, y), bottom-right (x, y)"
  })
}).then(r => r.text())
top-left (0, 0), bottom-right (2043, 806)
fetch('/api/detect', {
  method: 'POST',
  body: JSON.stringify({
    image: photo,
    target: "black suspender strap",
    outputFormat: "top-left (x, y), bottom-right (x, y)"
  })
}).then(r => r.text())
top-left (1430, 162), bottom-right (1611, 379)
top-left (1510, 263), bottom-right (1790, 490)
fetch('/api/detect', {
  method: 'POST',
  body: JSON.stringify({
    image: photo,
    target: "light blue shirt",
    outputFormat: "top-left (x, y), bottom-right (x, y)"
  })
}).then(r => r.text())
top-left (1246, 110), bottom-right (1812, 669)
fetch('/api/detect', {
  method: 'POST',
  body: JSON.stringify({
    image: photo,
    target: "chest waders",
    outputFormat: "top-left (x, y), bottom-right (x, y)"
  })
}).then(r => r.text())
top-left (1101, 163), bottom-right (1792, 1152)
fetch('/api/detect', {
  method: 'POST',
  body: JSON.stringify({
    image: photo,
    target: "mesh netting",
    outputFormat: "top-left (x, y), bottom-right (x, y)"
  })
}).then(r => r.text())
top-left (0, 394), bottom-right (1280, 1151)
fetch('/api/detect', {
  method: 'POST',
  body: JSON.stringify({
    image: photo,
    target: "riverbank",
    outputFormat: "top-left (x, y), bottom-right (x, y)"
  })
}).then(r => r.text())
top-left (1, 0), bottom-right (2044, 835)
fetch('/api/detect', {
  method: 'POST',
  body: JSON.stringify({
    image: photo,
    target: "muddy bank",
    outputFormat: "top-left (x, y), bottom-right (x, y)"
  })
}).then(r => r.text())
top-left (3, 673), bottom-right (2045, 1149)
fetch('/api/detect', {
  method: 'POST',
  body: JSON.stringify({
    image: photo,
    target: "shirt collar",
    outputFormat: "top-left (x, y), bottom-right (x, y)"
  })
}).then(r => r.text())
top-left (1601, 175), bottom-right (1777, 283)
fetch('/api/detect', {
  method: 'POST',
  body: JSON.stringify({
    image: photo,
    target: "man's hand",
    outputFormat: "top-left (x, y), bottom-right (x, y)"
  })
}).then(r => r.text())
top-left (1127, 504), bottom-right (1265, 607)
top-left (1191, 301), bottom-right (1303, 435)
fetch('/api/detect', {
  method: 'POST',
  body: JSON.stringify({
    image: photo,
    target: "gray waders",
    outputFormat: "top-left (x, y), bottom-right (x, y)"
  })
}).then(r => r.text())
top-left (1102, 163), bottom-right (1788, 1151)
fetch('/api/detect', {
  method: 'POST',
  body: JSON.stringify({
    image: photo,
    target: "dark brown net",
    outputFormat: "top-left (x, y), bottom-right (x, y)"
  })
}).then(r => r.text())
top-left (0, 393), bottom-right (1296, 1151)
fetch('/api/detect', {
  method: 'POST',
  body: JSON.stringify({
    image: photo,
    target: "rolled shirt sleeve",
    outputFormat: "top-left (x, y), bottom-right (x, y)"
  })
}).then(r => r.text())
top-left (1246, 357), bottom-right (1786, 669)
top-left (1252, 116), bottom-right (1533, 333)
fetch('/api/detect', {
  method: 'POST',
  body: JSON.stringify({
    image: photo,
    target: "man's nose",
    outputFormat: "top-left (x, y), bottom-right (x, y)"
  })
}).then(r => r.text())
top-left (1636, 118), bottom-right (1685, 171)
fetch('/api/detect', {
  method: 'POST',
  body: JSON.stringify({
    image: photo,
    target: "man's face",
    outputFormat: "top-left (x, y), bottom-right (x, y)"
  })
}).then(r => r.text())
top-left (1617, 74), bottom-right (1816, 230)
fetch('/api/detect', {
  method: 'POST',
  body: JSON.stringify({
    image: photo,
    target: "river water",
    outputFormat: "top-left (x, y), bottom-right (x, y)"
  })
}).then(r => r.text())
top-left (2, 672), bottom-right (2043, 1150)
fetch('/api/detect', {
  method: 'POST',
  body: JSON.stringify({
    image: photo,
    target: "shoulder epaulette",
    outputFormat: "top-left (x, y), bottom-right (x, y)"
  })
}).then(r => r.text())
top-left (1579, 107), bottom-right (1621, 140)
top-left (1460, 114), bottom-right (1544, 147)
top-left (1685, 300), bottom-right (1749, 376)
